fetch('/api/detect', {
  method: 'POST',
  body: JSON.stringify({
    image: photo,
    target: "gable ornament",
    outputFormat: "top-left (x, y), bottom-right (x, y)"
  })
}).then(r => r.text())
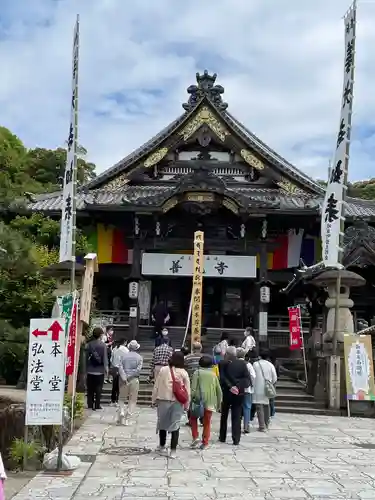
top-left (277, 178), bottom-right (306, 196)
top-left (143, 147), bottom-right (169, 168)
top-left (101, 173), bottom-right (129, 191)
top-left (180, 106), bottom-right (229, 142)
top-left (240, 149), bottom-right (265, 171)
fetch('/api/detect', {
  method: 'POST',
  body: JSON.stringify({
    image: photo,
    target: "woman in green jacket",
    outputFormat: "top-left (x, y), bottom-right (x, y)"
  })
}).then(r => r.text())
top-left (190, 355), bottom-right (223, 449)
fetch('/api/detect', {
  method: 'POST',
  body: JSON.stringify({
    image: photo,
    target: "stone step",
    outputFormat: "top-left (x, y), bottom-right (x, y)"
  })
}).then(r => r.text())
top-left (275, 405), bottom-right (342, 416)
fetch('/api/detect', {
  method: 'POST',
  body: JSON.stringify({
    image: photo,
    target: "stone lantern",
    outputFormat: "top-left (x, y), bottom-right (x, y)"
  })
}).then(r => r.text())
top-left (311, 269), bottom-right (365, 344)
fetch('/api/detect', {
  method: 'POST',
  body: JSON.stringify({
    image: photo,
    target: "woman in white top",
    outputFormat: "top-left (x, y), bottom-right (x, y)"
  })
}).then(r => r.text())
top-left (216, 332), bottom-right (229, 356)
top-left (236, 348), bottom-right (256, 433)
top-left (241, 327), bottom-right (256, 354)
top-left (253, 350), bottom-right (277, 432)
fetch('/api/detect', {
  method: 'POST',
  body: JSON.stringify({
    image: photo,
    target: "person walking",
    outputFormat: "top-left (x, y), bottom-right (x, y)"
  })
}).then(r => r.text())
top-left (117, 340), bottom-right (143, 425)
top-left (152, 351), bottom-right (190, 458)
top-left (150, 336), bottom-right (174, 381)
top-left (253, 350), bottom-right (278, 432)
top-left (155, 328), bottom-right (171, 348)
top-left (86, 327), bottom-right (108, 410)
top-left (241, 326), bottom-right (256, 355)
top-left (190, 355), bottom-right (222, 450)
top-left (152, 299), bottom-right (170, 338)
top-left (218, 346), bottom-right (250, 445)
top-left (216, 332), bottom-right (229, 355)
top-left (268, 353), bottom-right (280, 418)
top-left (184, 342), bottom-right (203, 379)
top-left (236, 347), bottom-right (256, 433)
top-left (110, 339), bottom-right (129, 406)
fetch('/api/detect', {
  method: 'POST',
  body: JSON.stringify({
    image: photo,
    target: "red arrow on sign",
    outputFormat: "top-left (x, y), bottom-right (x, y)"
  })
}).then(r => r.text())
top-left (32, 329), bottom-right (48, 338)
top-left (49, 321), bottom-right (64, 341)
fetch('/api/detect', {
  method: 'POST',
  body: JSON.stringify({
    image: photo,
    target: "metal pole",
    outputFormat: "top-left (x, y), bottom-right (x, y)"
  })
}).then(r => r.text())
top-left (23, 426), bottom-right (28, 470)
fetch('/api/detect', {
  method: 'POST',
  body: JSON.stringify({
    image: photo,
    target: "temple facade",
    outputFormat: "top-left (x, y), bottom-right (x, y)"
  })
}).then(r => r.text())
top-left (26, 71), bottom-right (375, 344)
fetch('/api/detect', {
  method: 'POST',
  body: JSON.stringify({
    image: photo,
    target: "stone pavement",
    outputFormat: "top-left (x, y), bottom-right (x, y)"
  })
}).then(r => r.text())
top-left (11, 407), bottom-right (375, 500)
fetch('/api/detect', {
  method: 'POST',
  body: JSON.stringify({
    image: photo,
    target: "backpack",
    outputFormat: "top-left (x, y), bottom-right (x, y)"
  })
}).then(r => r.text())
top-left (88, 344), bottom-right (103, 367)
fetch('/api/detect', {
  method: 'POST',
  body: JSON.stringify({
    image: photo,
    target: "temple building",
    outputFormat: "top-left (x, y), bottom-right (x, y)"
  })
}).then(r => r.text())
top-left (26, 70), bottom-right (375, 345)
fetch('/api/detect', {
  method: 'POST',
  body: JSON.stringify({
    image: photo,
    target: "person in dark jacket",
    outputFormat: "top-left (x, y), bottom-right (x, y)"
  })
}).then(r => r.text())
top-left (152, 300), bottom-right (169, 338)
top-left (218, 346), bottom-right (251, 445)
top-left (86, 327), bottom-right (108, 410)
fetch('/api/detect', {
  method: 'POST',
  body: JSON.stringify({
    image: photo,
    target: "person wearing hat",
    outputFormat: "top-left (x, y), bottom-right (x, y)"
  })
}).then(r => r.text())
top-left (117, 340), bottom-right (143, 425)
top-left (155, 327), bottom-right (171, 348)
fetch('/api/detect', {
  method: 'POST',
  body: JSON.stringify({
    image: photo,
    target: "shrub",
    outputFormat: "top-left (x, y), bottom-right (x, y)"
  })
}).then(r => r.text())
top-left (64, 392), bottom-right (85, 421)
top-left (9, 437), bottom-right (45, 470)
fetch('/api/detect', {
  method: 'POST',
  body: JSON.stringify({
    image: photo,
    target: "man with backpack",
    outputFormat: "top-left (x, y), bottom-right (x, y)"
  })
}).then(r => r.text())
top-left (86, 327), bottom-right (109, 410)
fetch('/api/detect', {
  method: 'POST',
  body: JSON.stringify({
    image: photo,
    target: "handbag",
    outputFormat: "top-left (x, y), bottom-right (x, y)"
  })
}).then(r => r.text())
top-left (259, 361), bottom-right (277, 399)
top-left (169, 367), bottom-right (188, 405)
top-left (190, 371), bottom-right (204, 418)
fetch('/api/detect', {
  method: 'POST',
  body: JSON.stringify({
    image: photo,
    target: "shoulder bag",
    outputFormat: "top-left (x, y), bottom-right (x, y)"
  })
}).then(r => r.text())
top-left (259, 361), bottom-right (277, 399)
top-left (190, 370), bottom-right (204, 418)
top-left (169, 367), bottom-right (189, 405)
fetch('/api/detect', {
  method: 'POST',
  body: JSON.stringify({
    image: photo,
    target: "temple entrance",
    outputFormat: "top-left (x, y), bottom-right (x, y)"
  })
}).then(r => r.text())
top-left (150, 277), bottom-right (256, 329)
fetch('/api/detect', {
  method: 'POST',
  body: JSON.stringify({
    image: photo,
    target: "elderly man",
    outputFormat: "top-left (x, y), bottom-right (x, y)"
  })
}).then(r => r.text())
top-left (184, 342), bottom-right (203, 380)
top-left (117, 340), bottom-right (143, 425)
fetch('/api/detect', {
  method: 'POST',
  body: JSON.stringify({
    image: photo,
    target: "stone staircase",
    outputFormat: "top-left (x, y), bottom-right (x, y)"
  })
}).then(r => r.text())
top-left (98, 324), bottom-right (337, 415)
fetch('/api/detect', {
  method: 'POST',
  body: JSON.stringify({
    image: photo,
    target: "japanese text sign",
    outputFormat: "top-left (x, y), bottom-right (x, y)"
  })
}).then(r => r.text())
top-left (25, 318), bottom-right (66, 426)
top-left (66, 300), bottom-right (78, 376)
top-left (344, 334), bottom-right (375, 401)
top-left (191, 231), bottom-right (204, 347)
top-left (288, 306), bottom-right (302, 351)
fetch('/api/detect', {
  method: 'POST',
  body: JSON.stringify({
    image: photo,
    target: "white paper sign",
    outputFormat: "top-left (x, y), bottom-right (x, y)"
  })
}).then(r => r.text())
top-left (142, 253), bottom-right (257, 278)
top-left (321, 5), bottom-right (356, 267)
top-left (59, 17), bottom-right (79, 263)
top-left (25, 318), bottom-right (66, 426)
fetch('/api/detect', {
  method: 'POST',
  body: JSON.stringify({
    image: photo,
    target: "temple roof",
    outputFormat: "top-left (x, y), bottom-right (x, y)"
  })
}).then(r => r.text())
top-left (23, 70), bottom-right (375, 220)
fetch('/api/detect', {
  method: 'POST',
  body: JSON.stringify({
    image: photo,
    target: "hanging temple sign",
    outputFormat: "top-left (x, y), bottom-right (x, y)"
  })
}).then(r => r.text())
top-left (182, 70), bottom-right (228, 112)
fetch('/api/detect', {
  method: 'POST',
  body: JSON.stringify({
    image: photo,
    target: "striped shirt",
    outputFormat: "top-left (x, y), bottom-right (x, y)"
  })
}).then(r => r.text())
top-left (184, 353), bottom-right (202, 379)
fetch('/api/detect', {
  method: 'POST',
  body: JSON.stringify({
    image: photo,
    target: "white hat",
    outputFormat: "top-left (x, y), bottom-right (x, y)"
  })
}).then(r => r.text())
top-left (128, 340), bottom-right (140, 351)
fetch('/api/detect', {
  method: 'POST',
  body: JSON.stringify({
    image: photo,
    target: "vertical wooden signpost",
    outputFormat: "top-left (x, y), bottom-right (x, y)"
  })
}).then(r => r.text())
top-left (191, 231), bottom-right (204, 350)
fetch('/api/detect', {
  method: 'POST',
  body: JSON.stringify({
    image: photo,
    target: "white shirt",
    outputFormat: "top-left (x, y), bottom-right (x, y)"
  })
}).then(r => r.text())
top-left (217, 340), bottom-right (228, 355)
top-left (241, 335), bottom-right (256, 354)
top-left (245, 362), bottom-right (256, 394)
top-left (111, 345), bottom-right (129, 368)
top-left (0, 452), bottom-right (6, 480)
top-left (252, 359), bottom-right (277, 404)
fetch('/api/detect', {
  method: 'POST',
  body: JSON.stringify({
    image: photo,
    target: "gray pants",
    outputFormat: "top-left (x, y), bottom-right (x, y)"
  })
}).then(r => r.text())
top-left (256, 404), bottom-right (270, 430)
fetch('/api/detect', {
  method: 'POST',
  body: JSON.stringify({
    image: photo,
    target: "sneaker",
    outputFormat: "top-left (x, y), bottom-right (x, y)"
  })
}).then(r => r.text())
top-left (155, 445), bottom-right (166, 455)
top-left (200, 443), bottom-right (209, 450)
top-left (244, 426), bottom-right (250, 434)
top-left (191, 439), bottom-right (200, 448)
top-left (169, 450), bottom-right (177, 459)
top-left (124, 419), bottom-right (129, 426)
top-left (258, 428), bottom-right (266, 433)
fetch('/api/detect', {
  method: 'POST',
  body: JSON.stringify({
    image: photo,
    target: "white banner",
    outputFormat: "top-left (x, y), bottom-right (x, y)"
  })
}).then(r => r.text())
top-left (141, 253), bottom-right (257, 278)
top-left (321, 3), bottom-right (356, 267)
top-left (59, 16), bottom-right (80, 263)
top-left (25, 318), bottom-right (66, 426)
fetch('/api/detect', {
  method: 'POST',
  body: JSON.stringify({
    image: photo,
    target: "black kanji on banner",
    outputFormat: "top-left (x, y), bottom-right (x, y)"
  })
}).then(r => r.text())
top-left (342, 80), bottom-right (352, 108)
top-left (336, 119), bottom-right (346, 149)
top-left (345, 40), bottom-right (354, 74)
top-left (67, 123), bottom-right (74, 149)
top-left (330, 160), bottom-right (343, 184)
top-left (346, 16), bottom-right (355, 34)
top-left (64, 195), bottom-right (72, 220)
top-left (324, 193), bottom-right (339, 223)
top-left (65, 161), bottom-right (73, 184)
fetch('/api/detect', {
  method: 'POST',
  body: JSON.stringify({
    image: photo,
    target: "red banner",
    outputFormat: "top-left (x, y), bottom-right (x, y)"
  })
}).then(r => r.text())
top-left (66, 300), bottom-right (78, 376)
top-left (288, 306), bottom-right (302, 351)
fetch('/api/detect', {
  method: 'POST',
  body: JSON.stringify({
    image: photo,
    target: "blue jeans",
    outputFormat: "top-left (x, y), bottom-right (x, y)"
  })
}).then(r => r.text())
top-left (243, 393), bottom-right (252, 428)
top-left (269, 398), bottom-right (275, 417)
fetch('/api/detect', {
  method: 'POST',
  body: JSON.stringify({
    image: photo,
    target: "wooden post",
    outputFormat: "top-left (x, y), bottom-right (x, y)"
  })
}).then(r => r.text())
top-left (191, 231), bottom-right (204, 350)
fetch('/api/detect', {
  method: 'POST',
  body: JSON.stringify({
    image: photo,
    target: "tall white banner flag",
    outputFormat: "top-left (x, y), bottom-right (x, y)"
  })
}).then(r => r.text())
top-left (321, 3), bottom-right (356, 268)
top-left (59, 16), bottom-right (80, 263)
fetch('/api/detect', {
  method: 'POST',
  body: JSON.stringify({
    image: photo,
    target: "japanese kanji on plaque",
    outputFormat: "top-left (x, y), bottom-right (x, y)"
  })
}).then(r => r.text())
top-left (25, 318), bottom-right (66, 426)
top-left (191, 231), bottom-right (204, 346)
top-left (288, 306), bottom-right (303, 351)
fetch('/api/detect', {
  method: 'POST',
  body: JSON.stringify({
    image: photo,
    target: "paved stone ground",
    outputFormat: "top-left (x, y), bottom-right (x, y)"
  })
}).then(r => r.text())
top-left (11, 407), bottom-right (375, 499)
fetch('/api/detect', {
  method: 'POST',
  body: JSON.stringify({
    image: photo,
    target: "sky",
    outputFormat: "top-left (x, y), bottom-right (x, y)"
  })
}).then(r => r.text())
top-left (1, 0), bottom-right (375, 182)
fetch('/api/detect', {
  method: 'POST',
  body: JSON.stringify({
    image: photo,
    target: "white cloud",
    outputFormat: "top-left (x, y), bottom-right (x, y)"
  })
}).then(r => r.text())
top-left (0, 0), bottom-right (375, 181)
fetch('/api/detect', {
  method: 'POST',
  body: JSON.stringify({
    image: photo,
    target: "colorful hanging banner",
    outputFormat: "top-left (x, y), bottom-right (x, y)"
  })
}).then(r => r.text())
top-left (191, 231), bottom-right (204, 347)
top-left (288, 306), bottom-right (303, 351)
top-left (321, 3), bottom-right (356, 267)
top-left (66, 299), bottom-right (78, 376)
top-left (88, 224), bottom-right (133, 264)
top-left (344, 334), bottom-right (375, 401)
top-left (59, 15), bottom-right (79, 263)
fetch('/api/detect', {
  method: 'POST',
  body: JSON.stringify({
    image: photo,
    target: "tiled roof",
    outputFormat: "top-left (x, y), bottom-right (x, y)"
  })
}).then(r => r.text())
top-left (25, 185), bottom-right (375, 219)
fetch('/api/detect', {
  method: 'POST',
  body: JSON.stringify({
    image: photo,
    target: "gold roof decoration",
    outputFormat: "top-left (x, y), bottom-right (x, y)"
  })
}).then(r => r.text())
top-left (277, 178), bottom-right (306, 196)
top-left (143, 147), bottom-right (169, 168)
top-left (101, 173), bottom-right (129, 191)
top-left (180, 106), bottom-right (229, 142)
top-left (161, 196), bottom-right (178, 213)
top-left (240, 149), bottom-right (265, 170)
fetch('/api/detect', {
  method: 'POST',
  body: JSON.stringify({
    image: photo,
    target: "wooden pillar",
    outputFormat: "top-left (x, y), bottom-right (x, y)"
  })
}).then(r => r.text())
top-left (129, 237), bottom-right (142, 340)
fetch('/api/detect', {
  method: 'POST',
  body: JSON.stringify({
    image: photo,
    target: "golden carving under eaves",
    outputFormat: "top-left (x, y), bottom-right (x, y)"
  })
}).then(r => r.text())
top-left (161, 197), bottom-right (178, 213)
top-left (185, 192), bottom-right (215, 203)
top-left (277, 178), bottom-right (306, 196)
top-left (101, 174), bottom-right (129, 191)
top-left (143, 147), bottom-right (169, 168)
top-left (180, 106), bottom-right (229, 142)
top-left (240, 149), bottom-right (265, 171)
top-left (223, 197), bottom-right (239, 214)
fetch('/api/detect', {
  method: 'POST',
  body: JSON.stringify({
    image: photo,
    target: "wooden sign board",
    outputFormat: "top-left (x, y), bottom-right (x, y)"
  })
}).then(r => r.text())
top-left (80, 253), bottom-right (98, 325)
top-left (344, 334), bottom-right (375, 401)
top-left (191, 231), bottom-right (204, 348)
